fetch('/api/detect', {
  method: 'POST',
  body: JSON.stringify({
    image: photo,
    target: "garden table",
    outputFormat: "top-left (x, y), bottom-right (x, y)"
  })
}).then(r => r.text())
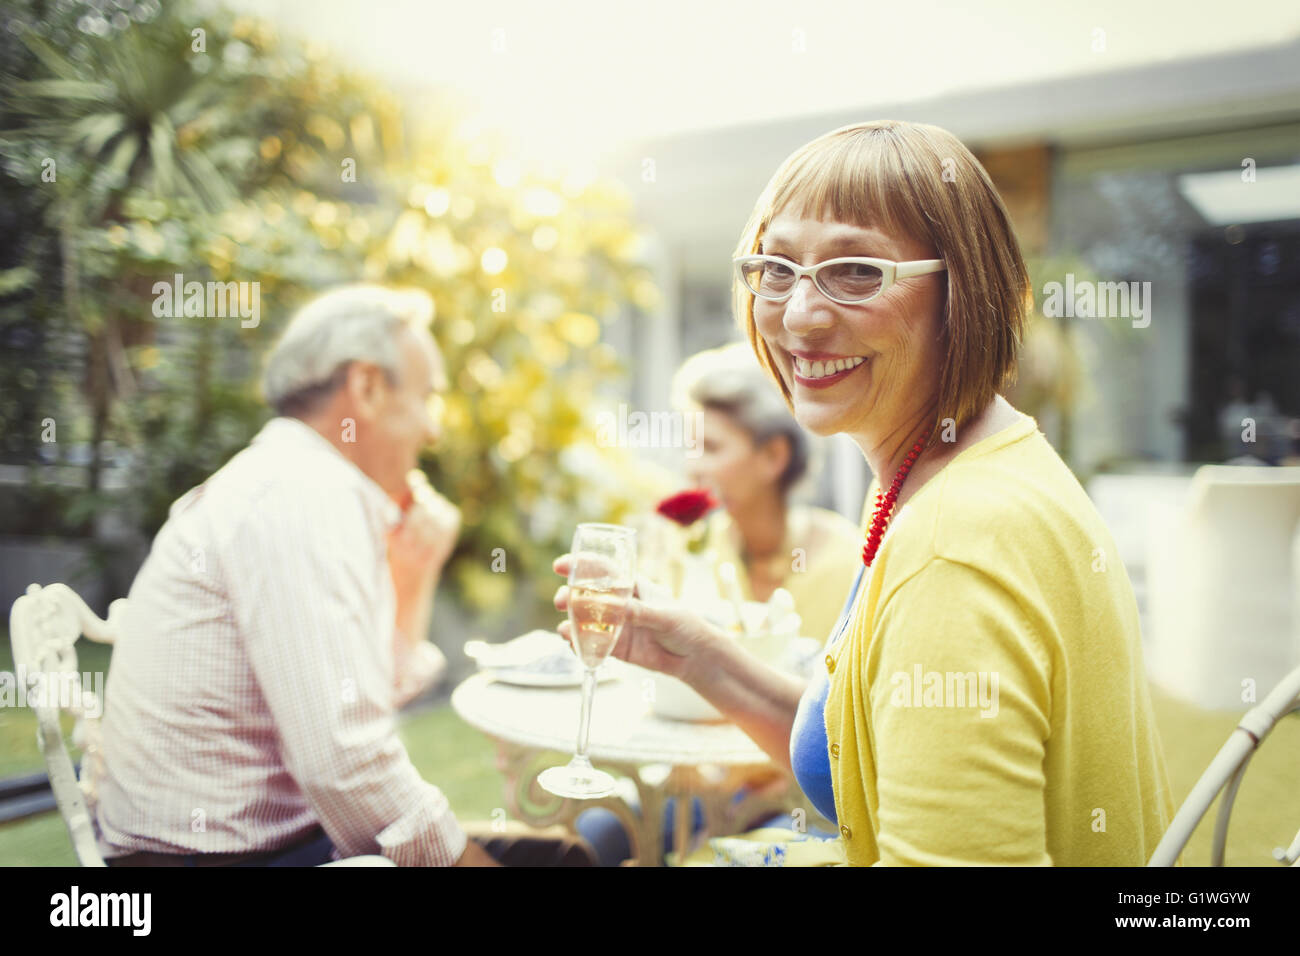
top-left (450, 666), bottom-right (813, 866)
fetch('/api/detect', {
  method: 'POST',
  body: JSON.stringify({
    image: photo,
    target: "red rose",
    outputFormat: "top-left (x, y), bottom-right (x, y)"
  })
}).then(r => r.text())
top-left (655, 488), bottom-right (718, 527)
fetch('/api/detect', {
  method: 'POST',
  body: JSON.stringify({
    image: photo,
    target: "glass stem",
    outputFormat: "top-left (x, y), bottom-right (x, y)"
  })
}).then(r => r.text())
top-left (574, 667), bottom-right (598, 761)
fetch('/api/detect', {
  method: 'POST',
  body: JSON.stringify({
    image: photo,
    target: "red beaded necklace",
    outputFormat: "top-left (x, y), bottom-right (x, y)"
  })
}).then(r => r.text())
top-left (862, 425), bottom-right (934, 568)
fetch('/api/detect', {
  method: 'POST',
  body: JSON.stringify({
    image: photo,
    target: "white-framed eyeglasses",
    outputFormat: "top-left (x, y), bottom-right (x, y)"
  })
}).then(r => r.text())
top-left (733, 254), bottom-right (946, 305)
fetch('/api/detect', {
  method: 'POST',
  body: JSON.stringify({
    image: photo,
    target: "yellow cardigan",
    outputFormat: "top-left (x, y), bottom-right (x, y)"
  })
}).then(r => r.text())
top-left (826, 414), bottom-right (1177, 865)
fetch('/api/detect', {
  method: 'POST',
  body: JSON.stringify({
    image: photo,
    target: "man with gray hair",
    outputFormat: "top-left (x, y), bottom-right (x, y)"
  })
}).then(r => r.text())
top-left (91, 285), bottom-right (591, 866)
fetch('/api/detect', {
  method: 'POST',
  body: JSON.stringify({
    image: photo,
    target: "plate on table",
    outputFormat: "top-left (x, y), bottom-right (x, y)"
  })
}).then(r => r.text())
top-left (464, 630), bottom-right (624, 687)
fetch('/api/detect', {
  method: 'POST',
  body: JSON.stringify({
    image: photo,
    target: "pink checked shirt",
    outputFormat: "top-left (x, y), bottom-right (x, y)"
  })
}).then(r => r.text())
top-left (91, 416), bottom-right (468, 866)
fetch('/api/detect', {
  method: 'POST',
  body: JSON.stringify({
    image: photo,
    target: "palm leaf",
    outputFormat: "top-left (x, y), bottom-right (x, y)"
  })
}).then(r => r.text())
top-left (69, 113), bottom-right (128, 155)
top-left (10, 78), bottom-right (116, 103)
top-left (18, 32), bottom-right (85, 83)
top-left (178, 146), bottom-right (236, 212)
top-left (147, 113), bottom-right (178, 196)
top-left (75, 133), bottom-right (143, 221)
top-left (165, 80), bottom-right (224, 128)
top-left (102, 133), bottom-right (142, 185)
top-left (0, 120), bottom-right (73, 142)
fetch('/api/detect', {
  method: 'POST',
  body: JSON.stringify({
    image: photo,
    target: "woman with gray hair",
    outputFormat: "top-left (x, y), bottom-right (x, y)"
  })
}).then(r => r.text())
top-left (676, 343), bottom-right (861, 643)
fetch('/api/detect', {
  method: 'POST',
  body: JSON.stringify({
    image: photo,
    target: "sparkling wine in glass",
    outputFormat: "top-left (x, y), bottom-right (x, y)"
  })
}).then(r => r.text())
top-left (538, 523), bottom-right (636, 800)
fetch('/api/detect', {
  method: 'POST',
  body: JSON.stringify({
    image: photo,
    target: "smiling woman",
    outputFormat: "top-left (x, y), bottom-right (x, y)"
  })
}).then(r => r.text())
top-left (732, 120), bottom-right (1032, 467)
top-left (559, 119), bottom-right (1178, 867)
top-left (726, 120), bottom-right (1177, 865)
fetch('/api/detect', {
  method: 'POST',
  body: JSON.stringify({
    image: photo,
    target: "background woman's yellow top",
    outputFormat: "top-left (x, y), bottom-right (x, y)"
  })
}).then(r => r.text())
top-left (705, 505), bottom-right (863, 642)
top-left (826, 413), bottom-right (1177, 865)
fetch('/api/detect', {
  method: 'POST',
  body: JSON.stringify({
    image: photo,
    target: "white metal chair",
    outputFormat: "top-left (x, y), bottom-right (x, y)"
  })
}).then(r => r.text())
top-left (1148, 661), bottom-right (1300, 866)
top-left (8, 582), bottom-right (393, 867)
top-left (8, 582), bottom-right (122, 866)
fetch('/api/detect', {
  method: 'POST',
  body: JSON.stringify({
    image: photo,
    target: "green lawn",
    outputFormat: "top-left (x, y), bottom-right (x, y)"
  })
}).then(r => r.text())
top-left (0, 638), bottom-right (115, 777)
top-left (2, 634), bottom-right (1297, 866)
top-left (1145, 683), bottom-right (1300, 866)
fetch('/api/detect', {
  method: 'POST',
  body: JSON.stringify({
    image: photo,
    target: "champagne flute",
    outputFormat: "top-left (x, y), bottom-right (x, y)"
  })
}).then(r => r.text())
top-left (538, 523), bottom-right (636, 799)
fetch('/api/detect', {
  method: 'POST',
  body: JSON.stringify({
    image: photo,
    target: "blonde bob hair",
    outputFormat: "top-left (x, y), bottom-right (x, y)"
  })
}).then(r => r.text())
top-left (733, 120), bottom-right (1032, 449)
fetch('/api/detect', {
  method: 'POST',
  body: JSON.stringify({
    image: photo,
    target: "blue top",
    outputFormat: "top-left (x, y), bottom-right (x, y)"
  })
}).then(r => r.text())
top-left (789, 563), bottom-right (866, 825)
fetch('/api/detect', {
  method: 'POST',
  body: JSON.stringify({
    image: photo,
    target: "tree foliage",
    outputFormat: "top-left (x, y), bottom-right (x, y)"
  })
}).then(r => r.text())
top-left (0, 0), bottom-right (663, 621)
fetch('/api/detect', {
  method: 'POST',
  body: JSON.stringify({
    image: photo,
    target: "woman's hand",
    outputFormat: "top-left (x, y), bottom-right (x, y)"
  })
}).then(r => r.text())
top-left (553, 553), bottom-right (805, 770)
top-left (552, 554), bottom-right (719, 682)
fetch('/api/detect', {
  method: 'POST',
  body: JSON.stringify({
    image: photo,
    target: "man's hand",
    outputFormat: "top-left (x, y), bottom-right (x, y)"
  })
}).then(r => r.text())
top-left (388, 470), bottom-right (460, 600)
